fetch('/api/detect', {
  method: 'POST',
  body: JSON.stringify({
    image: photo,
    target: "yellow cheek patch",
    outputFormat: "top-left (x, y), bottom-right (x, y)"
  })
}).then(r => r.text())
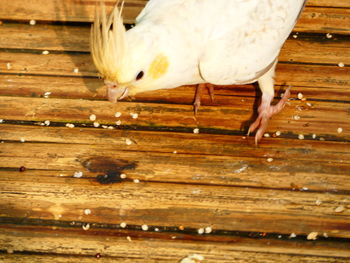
top-left (149, 54), bottom-right (169, 79)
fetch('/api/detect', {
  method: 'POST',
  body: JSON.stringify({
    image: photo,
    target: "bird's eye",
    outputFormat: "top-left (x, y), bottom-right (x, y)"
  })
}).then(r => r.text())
top-left (136, 71), bottom-right (144, 81)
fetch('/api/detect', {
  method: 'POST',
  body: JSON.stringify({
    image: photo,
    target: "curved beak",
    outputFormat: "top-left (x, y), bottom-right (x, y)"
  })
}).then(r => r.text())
top-left (105, 81), bottom-right (129, 103)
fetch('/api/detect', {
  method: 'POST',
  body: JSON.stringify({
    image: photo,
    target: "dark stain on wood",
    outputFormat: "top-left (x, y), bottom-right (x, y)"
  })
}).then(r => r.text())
top-left (81, 157), bottom-right (137, 184)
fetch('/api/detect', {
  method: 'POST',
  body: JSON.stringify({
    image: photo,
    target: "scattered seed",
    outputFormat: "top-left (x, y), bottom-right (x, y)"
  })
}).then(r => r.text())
top-left (95, 253), bottom-right (101, 258)
top-left (84, 209), bottom-right (91, 215)
top-left (267, 158), bottom-right (274, 163)
top-left (337, 127), bottom-right (343, 134)
top-left (89, 114), bottom-right (96, 121)
top-left (102, 125), bottom-right (108, 129)
top-left (315, 199), bottom-right (322, 206)
top-left (82, 223), bottom-right (90, 231)
top-left (289, 233), bottom-right (297, 238)
top-left (278, 235), bottom-right (282, 239)
top-left (275, 131), bottom-right (281, 136)
top-left (297, 93), bottom-right (303, 100)
top-left (44, 120), bottom-right (50, 126)
top-left (319, 137), bottom-right (325, 141)
top-left (19, 166), bottom-right (26, 172)
top-left (120, 222), bottom-right (127, 228)
top-left (42, 50), bottom-right (49, 55)
top-left (93, 122), bottom-right (100, 128)
top-left (179, 225), bottom-right (185, 231)
top-left (73, 171), bottom-right (83, 178)
top-left (298, 134), bottom-right (304, 140)
top-left (180, 254), bottom-right (205, 263)
top-left (205, 226), bottom-right (212, 234)
top-left (306, 102), bottom-right (312, 107)
top-left (120, 173), bottom-right (127, 179)
top-left (197, 228), bottom-right (204, 234)
top-left (130, 113), bottom-right (138, 119)
top-left (293, 115), bottom-right (301, 120)
top-left (293, 34), bottom-right (298, 39)
top-left (125, 138), bottom-right (132, 145)
top-left (133, 179), bottom-right (140, 183)
top-left (173, 150), bottom-right (177, 154)
top-left (126, 236), bottom-right (132, 242)
top-left (6, 62), bottom-right (11, 70)
top-left (0, 119), bottom-right (3, 123)
top-left (338, 62), bottom-right (345, 67)
top-left (323, 233), bottom-right (329, 238)
top-left (141, 224), bottom-right (149, 231)
top-left (66, 123), bottom-right (75, 128)
top-left (115, 120), bottom-right (122, 125)
top-left (108, 126), bottom-right (114, 129)
top-left (193, 128), bottom-right (199, 134)
top-left (44, 91), bottom-right (51, 98)
top-left (334, 206), bottom-right (345, 213)
top-left (307, 232), bottom-right (318, 240)
top-left (154, 228), bottom-right (160, 232)
top-left (264, 133), bottom-right (270, 138)
top-left (73, 68), bottom-right (79, 73)
top-left (326, 33), bottom-right (332, 39)
top-left (29, 19), bottom-right (36, 25)
top-left (302, 187), bottom-right (309, 191)
top-left (115, 112), bottom-right (122, 118)
top-left (20, 138), bottom-right (25, 143)
top-left (312, 134), bottom-right (317, 139)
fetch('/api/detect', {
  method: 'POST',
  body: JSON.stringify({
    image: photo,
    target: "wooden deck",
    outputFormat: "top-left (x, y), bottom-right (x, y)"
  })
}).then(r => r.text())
top-left (0, 1), bottom-right (349, 262)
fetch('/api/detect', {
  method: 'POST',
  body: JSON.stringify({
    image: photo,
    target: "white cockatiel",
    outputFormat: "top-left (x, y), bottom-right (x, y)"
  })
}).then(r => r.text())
top-left (91, 0), bottom-right (306, 143)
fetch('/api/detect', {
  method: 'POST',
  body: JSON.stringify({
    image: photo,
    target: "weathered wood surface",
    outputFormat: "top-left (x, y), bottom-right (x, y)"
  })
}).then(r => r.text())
top-left (0, 0), bottom-right (349, 262)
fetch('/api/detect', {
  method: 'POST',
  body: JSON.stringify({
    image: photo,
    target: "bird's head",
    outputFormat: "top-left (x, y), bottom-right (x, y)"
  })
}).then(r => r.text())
top-left (90, 2), bottom-right (170, 103)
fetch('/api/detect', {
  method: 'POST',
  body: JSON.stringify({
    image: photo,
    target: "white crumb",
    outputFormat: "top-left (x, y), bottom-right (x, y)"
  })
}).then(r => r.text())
top-left (44, 91), bottom-right (51, 98)
top-left (180, 254), bottom-right (205, 263)
top-left (292, 34), bottom-right (298, 39)
top-left (29, 19), bottom-right (36, 25)
top-left (20, 138), bottom-right (25, 143)
top-left (93, 122), bottom-right (100, 128)
top-left (205, 226), bottom-right (212, 234)
top-left (306, 102), bottom-right (313, 107)
top-left (73, 68), bottom-right (79, 74)
top-left (264, 133), bottom-right (270, 138)
top-left (278, 235), bottom-right (282, 239)
top-left (115, 112), bottom-right (122, 118)
top-left (302, 187), bottom-right (309, 191)
top-left (267, 158), bottom-right (274, 163)
top-left (89, 114), bottom-right (96, 121)
top-left (193, 128), bottom-right (199, 134)
top-left (293, 115), bottom-right (301, 120)
top-left (120, 173), bottom-right (127, 179)
top-left (319, 137), bottom-right (325, 141)
top-left (312, 134), bottom-right (317, 139)
top-left (297, 93), bottom-right (303, 100)
top-left (173, 150), bottom-right (177, 154)
top-left (334, 206), bottom-right (345, 213)
top-left (102, 125), bottom-right (108, 129)
top-left (126, 236), bottom-right (132, 242)
top-left (323, 233), bottom-right (329, 238)
top-left (44, 120), bottom-right (50, 126)
top-left (154, 228), bottom-right (160, 232)
top-left (326, 33), bottom-right (332, 39)
top-left (337, 127), bottom-right (343, 134)
top-left (141, 224), bottom-right (149, 231)
top-left (120, 222), bottom-right (127, 228)
top-left (66, 123), bottom-right (75, 128)
top-left (275, 131), bottom-right (281, 136)
top-left (133, 179), bottom-right (140, 183)
top-left (130, 113), bottom-right (138, 119)
top-left (82, 223), bottom-right (90, 231)
top-left (42, 50), bottom-right (49, 55)
top-left (6, 248), bottom-right (14, 254)
top-left (289, 233), bottom-right (297, 238)
top-left (315, 199), bottom-right (322, 206)
top-left (338, 62), bottom-right (345, 67)
top-left (197, 228), bottom-right (204, 235)
top-left (84, 209), bottom-right (91, 215)
top-left (125, 138), bottom-right (132, 145)
top-left (0, 119), bottom-right (3, 123)
top-left (115, 120), bottom-right (122, 126)
top-left (6, 62), bottom-right (11, 70)
top-left (307, 232), bottom-right (318, 240)
top-left (108, 126), bottom-right (114, 129)
top-left (298, 134), bottom-right (304, 140)
top-left (73, 171), bottom-right (83, 178)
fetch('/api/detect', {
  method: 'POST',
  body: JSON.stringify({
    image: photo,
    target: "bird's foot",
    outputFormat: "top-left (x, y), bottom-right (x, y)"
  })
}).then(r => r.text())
top-left (248, 88), bottom-right (290, 145)
top-left (193, 83), bottom-right (215, 115)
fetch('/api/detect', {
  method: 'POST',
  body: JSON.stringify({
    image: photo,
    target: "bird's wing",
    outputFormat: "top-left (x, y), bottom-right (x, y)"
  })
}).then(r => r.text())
top-left (199, 0), bottom-right (306, 85)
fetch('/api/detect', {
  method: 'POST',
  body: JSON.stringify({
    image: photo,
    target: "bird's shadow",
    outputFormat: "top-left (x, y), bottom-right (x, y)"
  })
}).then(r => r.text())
top-left (240, 82), bottom-right (261, 133)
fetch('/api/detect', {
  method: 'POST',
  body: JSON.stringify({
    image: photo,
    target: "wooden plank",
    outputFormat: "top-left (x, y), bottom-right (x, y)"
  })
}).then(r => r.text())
top-left (0, 51), bottom-right (348, 90)
top-left (0, 1), bottom-right (349, 34)
top-left (0, 96), bottom-right (349, 140)
top-left (0, 125), bottom-right (349, 192)
top-left (0, 166), bottom-right (349, 238)
top-left (0, 23), bottom-right (349, 65)
top-left (1, 74), bottom-right (349, 103)
top-left (1, 227), bottom-right (350, 261)
top-left (307, 0), bottom-right (350, 8)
